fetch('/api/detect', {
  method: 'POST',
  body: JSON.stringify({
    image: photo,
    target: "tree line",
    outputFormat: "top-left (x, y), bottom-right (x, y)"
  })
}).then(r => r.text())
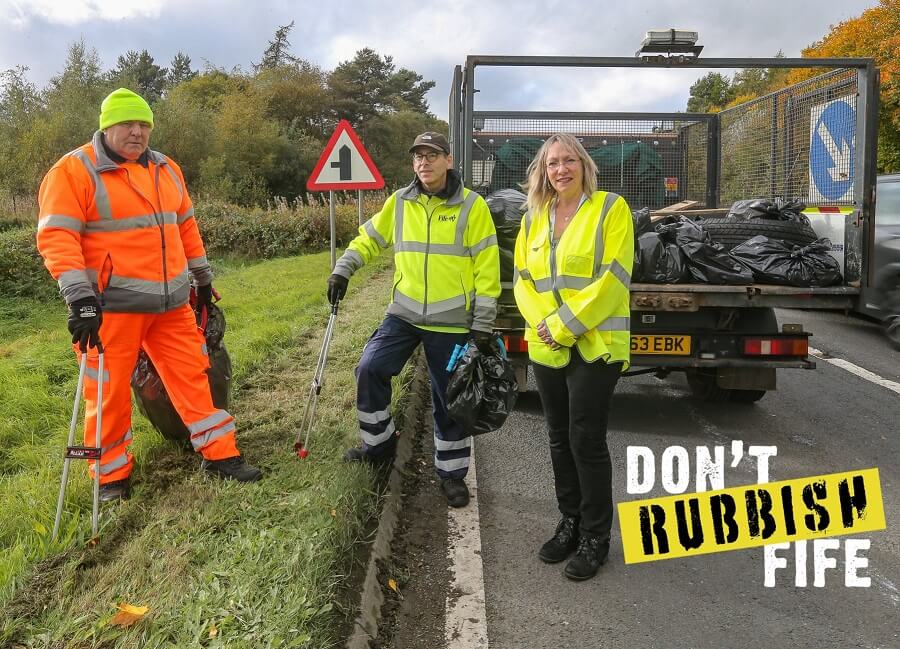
top-left (0, 22), bottom-right (446, 207)
top-left (685, 0), bottom-right (899, 173)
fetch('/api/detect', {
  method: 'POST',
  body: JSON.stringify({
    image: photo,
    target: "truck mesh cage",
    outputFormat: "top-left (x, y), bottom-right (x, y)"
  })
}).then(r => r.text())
top-left (463, 68), bottom-right (859, 210)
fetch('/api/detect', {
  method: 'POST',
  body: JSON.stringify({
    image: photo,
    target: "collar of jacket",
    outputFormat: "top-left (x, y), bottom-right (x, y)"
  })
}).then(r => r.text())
top-left (398, 168), bottom-right (464, 205)
top-left (92, 130), bottom-right (169, 173)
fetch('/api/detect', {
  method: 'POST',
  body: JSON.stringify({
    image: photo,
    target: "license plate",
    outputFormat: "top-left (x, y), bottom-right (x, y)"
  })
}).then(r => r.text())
top-left (630, 335), bottom-right (691, 355)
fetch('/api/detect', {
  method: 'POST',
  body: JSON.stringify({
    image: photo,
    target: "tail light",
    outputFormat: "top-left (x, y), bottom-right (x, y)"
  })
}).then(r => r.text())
top-left (503, 334), bottom-right (528, 353)
top-left (742, 337), bottom-right (808, 357)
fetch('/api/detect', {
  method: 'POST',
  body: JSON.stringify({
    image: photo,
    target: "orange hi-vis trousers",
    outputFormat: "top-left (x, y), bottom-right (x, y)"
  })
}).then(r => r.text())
top-left (77, 303), bottom-right (240, 483)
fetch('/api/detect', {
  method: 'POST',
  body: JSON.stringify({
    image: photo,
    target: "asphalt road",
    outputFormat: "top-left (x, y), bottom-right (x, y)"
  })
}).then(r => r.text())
top-left (386, 308), bottom-right (900, 649)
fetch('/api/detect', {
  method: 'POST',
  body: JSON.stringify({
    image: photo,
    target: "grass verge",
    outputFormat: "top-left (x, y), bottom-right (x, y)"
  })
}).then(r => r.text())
top-left (0, 251), bottom-right (408, 647)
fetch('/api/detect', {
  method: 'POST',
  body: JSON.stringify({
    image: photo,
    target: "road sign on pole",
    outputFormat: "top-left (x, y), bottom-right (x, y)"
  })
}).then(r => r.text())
top-left (307, 120), bottom-right (385, 191)
top-left (808, 96), bottom-right (855, 204)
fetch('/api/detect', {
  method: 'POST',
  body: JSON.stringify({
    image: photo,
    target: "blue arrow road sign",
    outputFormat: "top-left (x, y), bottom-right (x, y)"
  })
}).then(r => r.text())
top-left (810, 99), bottom-right (855, 201)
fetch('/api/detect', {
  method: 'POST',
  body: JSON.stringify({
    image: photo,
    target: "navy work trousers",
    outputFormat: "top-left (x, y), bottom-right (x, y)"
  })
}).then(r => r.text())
top-left (532, 352), bottom-right (623, 540)
top-left (355, 315), bottom-right (471, 480)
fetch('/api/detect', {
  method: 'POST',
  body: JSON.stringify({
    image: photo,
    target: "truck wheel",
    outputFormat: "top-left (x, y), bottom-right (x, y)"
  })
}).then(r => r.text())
top-left (686, 369), bottom-right (731, 402)
top-left (697, 218), bottom-right (818, 251)
top-left (729, 389), bottom-right (768, 404)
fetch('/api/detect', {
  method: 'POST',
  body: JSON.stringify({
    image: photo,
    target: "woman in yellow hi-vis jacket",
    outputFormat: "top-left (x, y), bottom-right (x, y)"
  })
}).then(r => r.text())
top-left (513, 133), bottom-right (633, 581)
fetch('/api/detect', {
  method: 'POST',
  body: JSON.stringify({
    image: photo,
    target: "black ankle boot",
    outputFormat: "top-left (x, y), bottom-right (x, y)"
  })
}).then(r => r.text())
top-left (538, 515), bottom-right (580, 564)
top-left (564, 536), bottom-right (610, 581)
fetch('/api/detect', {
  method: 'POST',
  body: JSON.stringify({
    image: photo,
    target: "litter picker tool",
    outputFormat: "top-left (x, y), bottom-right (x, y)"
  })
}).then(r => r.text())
top-left (52, 342), bottom-right (105, 542)
top-left (294, 301), bottom-right (339, 459)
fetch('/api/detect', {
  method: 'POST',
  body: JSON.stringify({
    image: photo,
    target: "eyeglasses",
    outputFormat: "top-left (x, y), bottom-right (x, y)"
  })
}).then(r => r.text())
top-left (546, 158), bottom-right (580, 171)
top-left (412, 151), bottom-right (443, 163)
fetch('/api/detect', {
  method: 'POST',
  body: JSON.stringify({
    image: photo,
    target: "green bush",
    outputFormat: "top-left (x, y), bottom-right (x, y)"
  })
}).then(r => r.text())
top-left (0, 227), bottom-right (57, 300)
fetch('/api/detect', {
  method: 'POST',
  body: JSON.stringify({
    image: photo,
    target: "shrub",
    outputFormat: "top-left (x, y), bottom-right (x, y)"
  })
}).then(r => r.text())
top-left (0, 227), bottom-right (57, 300)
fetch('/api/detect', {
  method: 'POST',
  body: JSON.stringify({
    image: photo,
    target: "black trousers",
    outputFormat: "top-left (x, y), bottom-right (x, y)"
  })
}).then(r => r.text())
top-left (532, 351), bottom-right (622, 540)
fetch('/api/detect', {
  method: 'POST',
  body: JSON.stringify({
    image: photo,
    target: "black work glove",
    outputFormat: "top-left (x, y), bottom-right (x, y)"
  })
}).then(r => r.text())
top-left (327, 274), bottom-right (349, 305)
top-left (471, 330), bottom-right (496, 355)
top-left (197, 283), bottom-right (214, 309)
top-left (67, 296), bottom-right (102, 352)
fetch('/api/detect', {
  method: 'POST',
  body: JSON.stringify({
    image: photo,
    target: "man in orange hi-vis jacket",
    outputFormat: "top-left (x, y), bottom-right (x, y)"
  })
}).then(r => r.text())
top-left (37, 88), bottom-right (262, 501)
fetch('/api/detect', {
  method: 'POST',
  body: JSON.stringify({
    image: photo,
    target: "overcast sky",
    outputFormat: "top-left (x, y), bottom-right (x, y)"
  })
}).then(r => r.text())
top-left (0, 0), bottom-right (877, 120)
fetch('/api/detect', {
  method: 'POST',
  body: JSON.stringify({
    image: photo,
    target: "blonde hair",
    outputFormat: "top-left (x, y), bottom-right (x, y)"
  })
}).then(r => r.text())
top-left (522, 133), bottom-right (598, 213)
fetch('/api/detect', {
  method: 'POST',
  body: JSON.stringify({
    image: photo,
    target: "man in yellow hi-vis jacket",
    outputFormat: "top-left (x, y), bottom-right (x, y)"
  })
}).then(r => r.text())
top-left (327, 132), bottom-right (500, 507)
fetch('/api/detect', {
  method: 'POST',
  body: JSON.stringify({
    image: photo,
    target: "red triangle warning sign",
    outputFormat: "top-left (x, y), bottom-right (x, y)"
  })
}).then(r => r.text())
top-left (307, 120), bottom-right (385, 191)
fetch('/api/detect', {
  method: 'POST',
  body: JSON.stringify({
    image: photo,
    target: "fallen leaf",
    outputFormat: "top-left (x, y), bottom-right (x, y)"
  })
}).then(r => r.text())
top-left (209, 624), bottom-right (218, 639)
top-left (109, 603), bottom-right (149, 628)
top-left (330, 509), bottom-right (337, 517)
top-left (387, 579), bottom-right (399, 593)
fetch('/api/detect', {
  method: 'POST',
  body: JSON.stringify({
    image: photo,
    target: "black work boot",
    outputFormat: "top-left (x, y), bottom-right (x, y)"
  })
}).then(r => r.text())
top-left (538, 515), bottom-right (580, 564)
top-left (343, 447), bottom-right (394, 467)
top-left (440, 478), bottom-right (470, 508)
top-left (201, 456), bottom-right (262, 482)
top-left (564, 535), bottom-right (610, 581)
top-left (99, 478), bottom-right (131, 502)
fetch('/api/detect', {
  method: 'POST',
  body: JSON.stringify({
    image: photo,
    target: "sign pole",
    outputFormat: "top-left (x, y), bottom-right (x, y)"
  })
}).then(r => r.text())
top-left (358, 189), bottom-right (364, 226)
top-left (329, 190), bottom-right (336, 270)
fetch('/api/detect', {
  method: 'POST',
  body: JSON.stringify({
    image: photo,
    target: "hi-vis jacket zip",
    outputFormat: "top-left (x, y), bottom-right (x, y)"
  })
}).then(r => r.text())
top-left (514, 190), bottom-right (634, 369)
top-left (37, 130), bottom-right (212, 312)
top-left (333, 176), bottom-right (501, 333)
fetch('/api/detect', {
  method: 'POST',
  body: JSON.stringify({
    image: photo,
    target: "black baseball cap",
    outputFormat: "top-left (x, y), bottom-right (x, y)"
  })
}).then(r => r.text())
top-left (408, 132), bottom-right (450, 154)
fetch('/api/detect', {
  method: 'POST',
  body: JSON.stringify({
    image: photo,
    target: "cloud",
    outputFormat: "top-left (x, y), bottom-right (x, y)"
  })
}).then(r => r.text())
top-left (0, 0), bottom-right (166, 28)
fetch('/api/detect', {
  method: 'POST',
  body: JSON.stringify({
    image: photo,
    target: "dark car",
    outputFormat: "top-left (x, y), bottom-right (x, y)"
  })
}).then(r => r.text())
top-left (859, 174), bottom-right (900, 348)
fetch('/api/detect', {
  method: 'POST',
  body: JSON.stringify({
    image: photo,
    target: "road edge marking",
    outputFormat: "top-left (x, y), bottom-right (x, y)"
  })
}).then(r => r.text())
top-left (809, 347), bottom-right (900, 396)
top-left (445, 443), bottom-right (490, 648)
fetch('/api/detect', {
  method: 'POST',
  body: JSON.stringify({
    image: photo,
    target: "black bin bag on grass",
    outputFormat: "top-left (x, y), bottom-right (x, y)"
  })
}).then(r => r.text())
top-left (131, 298), bottom-right (233, 444)
top-left (729, 236), bottom-right (843, 287)
top-left (447, 336), bottom-right (518, 436)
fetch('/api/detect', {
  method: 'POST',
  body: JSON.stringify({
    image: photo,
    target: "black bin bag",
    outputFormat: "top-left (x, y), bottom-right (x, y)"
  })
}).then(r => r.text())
top-left (131, 299), bottom-right (233, 444)
top-left (447, 336), bottom-right (518, 436)
top-left (486, 189), bottom-right (527, 284)
top-left (729, 236), bottom-right (843, 287)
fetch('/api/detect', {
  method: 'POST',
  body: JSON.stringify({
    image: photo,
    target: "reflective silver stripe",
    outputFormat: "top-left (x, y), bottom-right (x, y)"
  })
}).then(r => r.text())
top-left (177, 207), bottom-right (194, 224)
top-left (555, 275), bottom-right (592, 291)
top-left (558, 303), bottom-right (589, 336)
top-left (99, 453), bottom-right (129, 475)
top-left (71, 150), bottom-right (113, 220)
top-left (164, 165), bottom-right (184, 200)
top-left (428, 292), bottom-right (469, 314)
top-left (533, 277), bottom-right (554, 293)
top-left (334, 249), bottom-right (365, 279)
top-left (88, 267), bottom-right (189, 295)
top-left (524, 209), bottom-right (533, 233)
top-left (394, 193), bottom-right (404, 245)
top-left (392, 289), bottom-right (426, 315)
top-left (469, 233), bottom-right (497, 257)
top-left (395, 241), bottom-right (469, 256)
top-left (596, 317), bottom-right (631, 332)
top-left (360, 420), bottom-right (396, 446)
top-left (38, 214), bottom-right (85, 233)
top-left (593, 192), bottom-right (621, 278)
top-left (201, 343), bottom-right (208, 356)
top-left (358, 407), bottom-right (391, 425)
top-left (59, 269), bottom-right (91, 290)
top-left (187, 255), bottom-right (209, 269)
top-left (191, 420), bottom-right (236, 450)
top-left (364, 220), bottom-right (389, 249)
top-left (518, 268), bottom-right (533, 281)
top-left (84, 211), bottom-right (178, 233)
top-left (434, 436), bottom-right (472, 451)
top-left (607, 259), bottom-right (632, 288)
top-left (102, 429), bottom-right (133, 454)
top-left (455, 191), bottom-right (478, 246)
top-left (187, 409), bottom-right (230, 435)
top-left (473, 295), bottom-right (497, 328)
top-left (435, 456), bottom-right (470, 471)
top-left (85, 366), bottom-right (110, 382)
